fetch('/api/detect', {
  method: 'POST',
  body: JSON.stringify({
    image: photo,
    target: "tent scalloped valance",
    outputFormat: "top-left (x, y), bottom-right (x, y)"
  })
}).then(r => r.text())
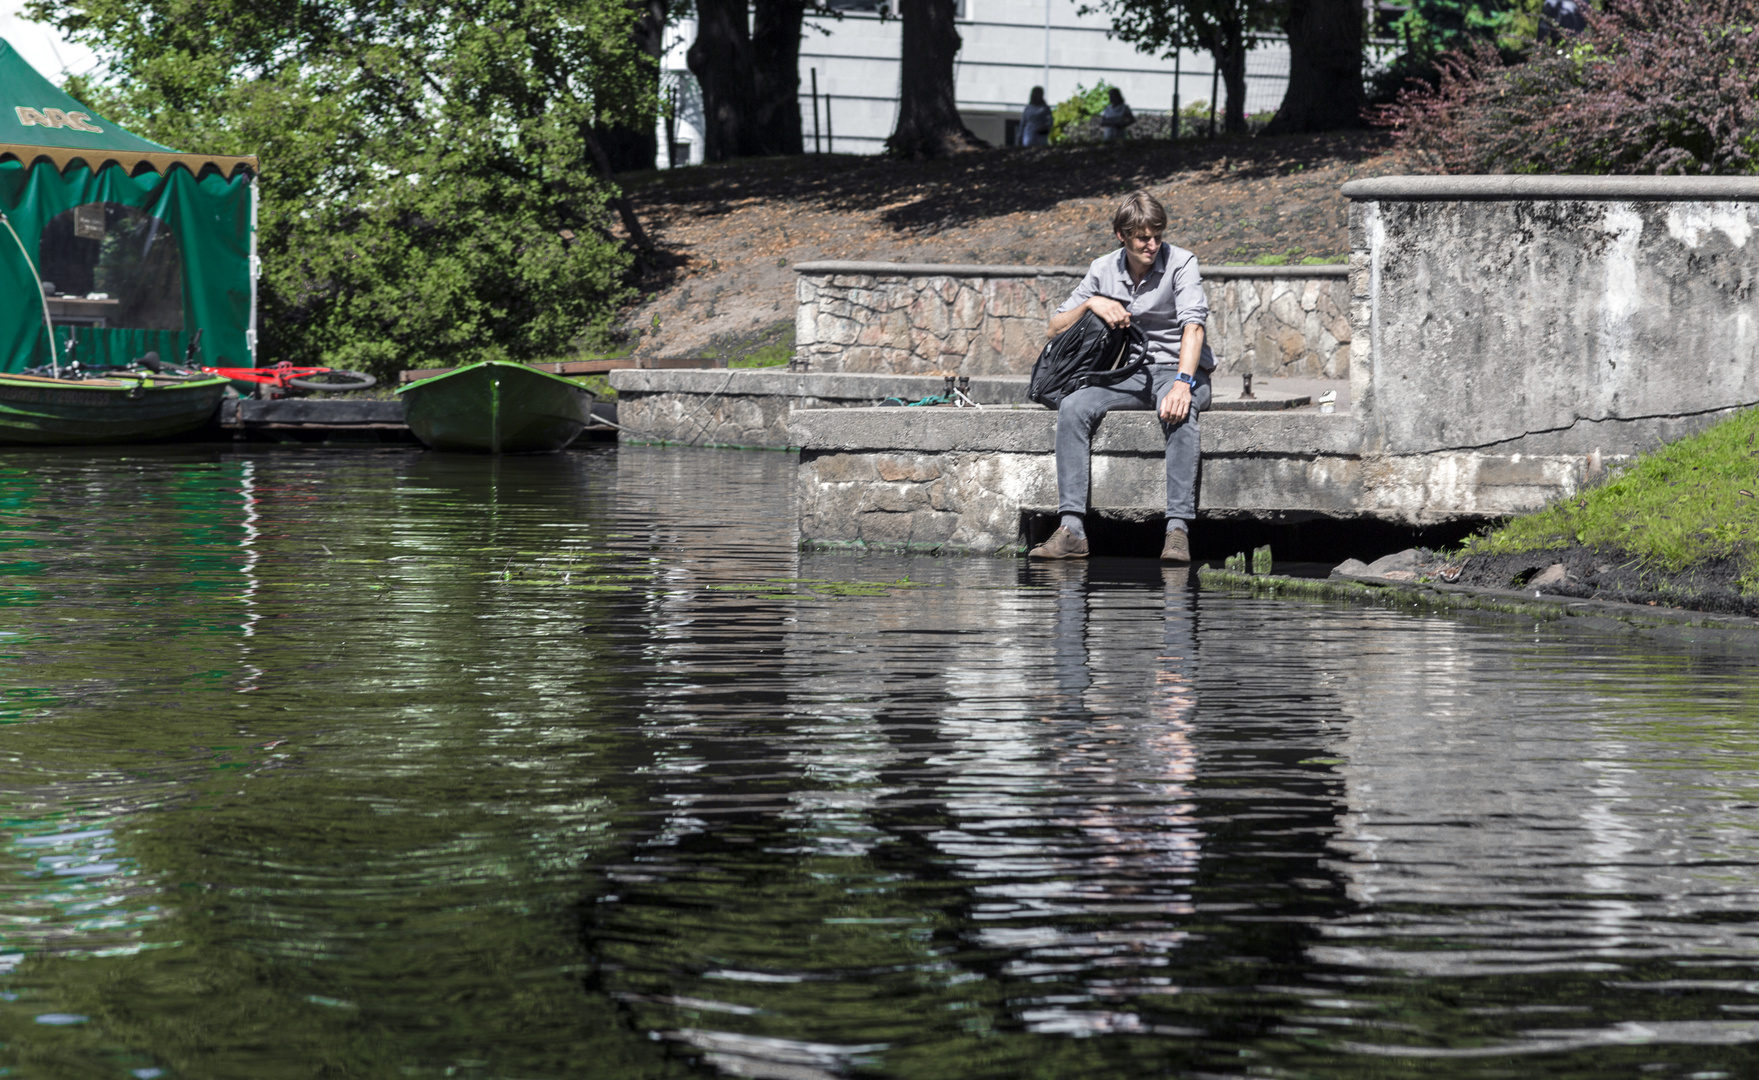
top-left (0, 143), bottom-right (257, 180)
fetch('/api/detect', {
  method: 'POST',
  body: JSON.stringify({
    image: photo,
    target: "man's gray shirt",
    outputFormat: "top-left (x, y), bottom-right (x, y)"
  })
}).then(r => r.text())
top-left (1055, 244), bottom-right (1217, 370)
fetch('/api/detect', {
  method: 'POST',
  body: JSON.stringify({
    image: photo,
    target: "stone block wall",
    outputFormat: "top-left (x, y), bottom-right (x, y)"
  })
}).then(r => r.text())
top-left (1206, 275), bottom-right (1350, 379)
top-left (793, 261), bottom-right (1350, 379)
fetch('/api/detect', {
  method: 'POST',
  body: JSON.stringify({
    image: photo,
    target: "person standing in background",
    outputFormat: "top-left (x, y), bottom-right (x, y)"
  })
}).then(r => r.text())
top-left (1020, 86), bottom-right (1053, 147)
top-left (1099, 87), bottom-right (1135, 141)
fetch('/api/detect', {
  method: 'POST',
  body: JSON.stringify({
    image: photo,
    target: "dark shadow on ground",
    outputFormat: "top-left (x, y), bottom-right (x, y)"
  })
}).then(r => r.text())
top-left (623, 131), bottom-right (1393, 239)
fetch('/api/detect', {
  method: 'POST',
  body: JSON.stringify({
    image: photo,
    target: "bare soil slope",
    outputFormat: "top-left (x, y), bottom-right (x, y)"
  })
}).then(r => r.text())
top-left (618, 132), bottom-right (1417, 360)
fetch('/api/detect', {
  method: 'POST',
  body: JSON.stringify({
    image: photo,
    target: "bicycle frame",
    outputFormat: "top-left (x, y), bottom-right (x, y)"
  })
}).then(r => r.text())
top-left (197, 362), bottom-right (333, 389)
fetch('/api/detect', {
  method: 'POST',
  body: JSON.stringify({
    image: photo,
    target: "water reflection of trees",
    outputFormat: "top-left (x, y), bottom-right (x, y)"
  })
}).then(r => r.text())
top-left (0, 448), bottom-right (686, 1077)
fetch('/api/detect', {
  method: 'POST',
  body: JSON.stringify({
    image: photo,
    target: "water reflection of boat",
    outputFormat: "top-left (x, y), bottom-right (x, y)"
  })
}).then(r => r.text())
top-left (397, 361), bottom-right (591, 454)
top-left (0, 371), bottom-right (229, 444)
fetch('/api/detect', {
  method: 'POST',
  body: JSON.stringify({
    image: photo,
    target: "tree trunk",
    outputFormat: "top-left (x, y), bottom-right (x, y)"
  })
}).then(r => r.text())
top-left (687, 0), bottom-right (756, 161)
top-left (750, 0), bottom-right (806, 156)
top-left (594, 1), bottom-right (668, 172)
top-left (886, 0), bottom-right (986, 158)
top-left (1216, 17), bottom-right (1248, 135)
top-left (1262, 0), bottom-right (1366, 134)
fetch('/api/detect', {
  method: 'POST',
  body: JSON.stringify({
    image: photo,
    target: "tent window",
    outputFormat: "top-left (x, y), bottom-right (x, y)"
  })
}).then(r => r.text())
top-left (38, 203), bottom-right (184, 332)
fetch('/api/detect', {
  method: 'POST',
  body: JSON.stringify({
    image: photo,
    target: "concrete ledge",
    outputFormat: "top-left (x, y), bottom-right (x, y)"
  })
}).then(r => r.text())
top-left (609, 370), bottom-right (1034, 449)
top-left (1342, 174), bottom-right (1759, 201)
top-left (789, 406), bottom-right (1365, 456)
top-left (224, 399), bottom-right (404, 424)
top-left (795, 260), bottom-right (1349, 278)
top-left (610, 368), bottom-right (1032, 401)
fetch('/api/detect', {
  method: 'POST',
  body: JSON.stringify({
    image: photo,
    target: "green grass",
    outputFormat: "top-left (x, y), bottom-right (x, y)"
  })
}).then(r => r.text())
top-left (1237, 247), bottom-right (1347, 266)
top-left (728, 336), bottom-right (792, 368)
top-left (1463, 406), bottom-right (1759, 589)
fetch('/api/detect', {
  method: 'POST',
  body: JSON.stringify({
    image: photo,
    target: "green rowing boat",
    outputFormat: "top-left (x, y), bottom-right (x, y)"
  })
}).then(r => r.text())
top-left (397, 361), bottom-right (591, 454)
top-left (0, 372), bottom-right (229, 444)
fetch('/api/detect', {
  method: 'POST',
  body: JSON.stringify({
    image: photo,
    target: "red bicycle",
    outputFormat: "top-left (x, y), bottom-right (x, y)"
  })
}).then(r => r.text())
top-left (142, 331), bottom-right (377, 395)
top-left (197, 361), bottom-right (377, 395)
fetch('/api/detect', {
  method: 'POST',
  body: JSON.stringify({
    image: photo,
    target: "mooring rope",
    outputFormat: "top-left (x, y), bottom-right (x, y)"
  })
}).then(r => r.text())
top-left (0, 212), bottom-right (60, 378)
top-left (682, 368), bottom-right (740, 448)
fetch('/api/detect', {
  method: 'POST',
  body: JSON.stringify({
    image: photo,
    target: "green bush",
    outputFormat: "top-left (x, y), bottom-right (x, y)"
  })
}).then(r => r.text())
top-left (1051, 83), bottom-right (1115, 145)
top-left (1377, 0), bottom-right (1759, 175)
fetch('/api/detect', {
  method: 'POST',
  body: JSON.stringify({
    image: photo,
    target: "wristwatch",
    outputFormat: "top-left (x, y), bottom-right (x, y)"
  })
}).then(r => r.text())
top-left (1175, 372), bottom-right (1197, 388)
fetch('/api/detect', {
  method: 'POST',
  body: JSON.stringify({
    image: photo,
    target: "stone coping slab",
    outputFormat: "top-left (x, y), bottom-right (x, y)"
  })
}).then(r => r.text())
top-left (793, 260), bottom-right (1349, 279)
top-left (1342, 174), bottom-right (1759, 201)
top-left (789, 404), bottom-right (1364, 456)
top-left (609, 368), bottom-right (1033, 402)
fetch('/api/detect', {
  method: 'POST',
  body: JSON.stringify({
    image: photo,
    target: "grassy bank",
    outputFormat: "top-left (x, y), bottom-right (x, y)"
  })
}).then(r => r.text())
top-left (1454, 406), bottom-right (1759, 607)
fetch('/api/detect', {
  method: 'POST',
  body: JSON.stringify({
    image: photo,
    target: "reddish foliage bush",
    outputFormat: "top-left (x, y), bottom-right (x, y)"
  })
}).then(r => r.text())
top-left (1374, 0), bottom-right (1759, 174)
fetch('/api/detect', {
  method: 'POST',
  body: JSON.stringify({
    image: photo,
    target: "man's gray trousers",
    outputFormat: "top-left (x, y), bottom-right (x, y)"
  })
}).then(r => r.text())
top-left (1054, 365), bottom-right (1211, 520)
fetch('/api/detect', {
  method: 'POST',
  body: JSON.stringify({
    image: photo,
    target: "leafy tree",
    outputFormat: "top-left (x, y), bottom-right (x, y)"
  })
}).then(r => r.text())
top-left (752, 0), bottom-right (809, 155)
top-left (596, 0), bottom-right (671, 172)
top-left (1377, 0), bottom-right (1759, 174)
top-left (31, 0), bottom-right (653, 377)
top-left (1260, 0), bottom-right (1367, 133)
top-left (687, 0), bottom-right (807, 160)
top-left (1084, 0), bottom-right (1279, 135)
top-left (1368, 0), bottom-right (1543, 102)
top-left (886, 0), bottom-right (985, 157)
top-left (1393, 0), bottom-right (1542, 55)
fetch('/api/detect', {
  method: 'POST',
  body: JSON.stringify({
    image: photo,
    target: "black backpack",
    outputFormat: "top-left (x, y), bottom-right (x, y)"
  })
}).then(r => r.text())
top-left (1027, 308), bottom-right (1147, 409)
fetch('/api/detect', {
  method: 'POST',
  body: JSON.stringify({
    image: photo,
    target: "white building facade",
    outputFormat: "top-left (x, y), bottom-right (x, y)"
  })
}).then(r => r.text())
top-left (659, 1), bottom-right (1295, 165)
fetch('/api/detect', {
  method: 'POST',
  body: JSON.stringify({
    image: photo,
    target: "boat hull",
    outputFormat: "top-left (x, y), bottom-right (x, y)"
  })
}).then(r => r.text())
top-left (0, 374), bottom-right (230, 445)
top-left (398, 362), bottom-right (590, 454)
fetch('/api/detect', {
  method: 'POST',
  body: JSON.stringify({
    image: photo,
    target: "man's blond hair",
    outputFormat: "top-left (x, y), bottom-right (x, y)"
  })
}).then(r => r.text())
top-left (1111, 190), bottom-right (1168, 237)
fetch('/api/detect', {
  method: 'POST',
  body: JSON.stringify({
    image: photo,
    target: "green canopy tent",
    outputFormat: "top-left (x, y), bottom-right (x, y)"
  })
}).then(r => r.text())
top-left (0, 39), bottom-right (256, 373)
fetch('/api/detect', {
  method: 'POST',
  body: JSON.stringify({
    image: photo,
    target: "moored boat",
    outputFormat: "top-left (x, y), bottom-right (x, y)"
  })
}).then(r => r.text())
top-left (0, 371), bottom-right (229, 444)
top-left (397, 361), bottom-right (591, 453)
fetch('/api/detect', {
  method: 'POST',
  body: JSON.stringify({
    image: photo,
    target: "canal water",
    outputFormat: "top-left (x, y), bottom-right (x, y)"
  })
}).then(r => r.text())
top-left (2, 445), bottom-right (1759, 1080)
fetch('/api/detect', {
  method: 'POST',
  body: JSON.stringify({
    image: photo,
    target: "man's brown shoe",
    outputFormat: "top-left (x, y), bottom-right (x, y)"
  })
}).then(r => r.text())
top-left (1029, 526), bottom-right (1089, 559)
top-left (1160, 529), bottom-right (1191, 563)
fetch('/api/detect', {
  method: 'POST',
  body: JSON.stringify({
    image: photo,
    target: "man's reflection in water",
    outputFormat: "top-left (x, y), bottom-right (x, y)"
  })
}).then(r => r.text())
top-left (954, 563), bottom-right (1204, 1035)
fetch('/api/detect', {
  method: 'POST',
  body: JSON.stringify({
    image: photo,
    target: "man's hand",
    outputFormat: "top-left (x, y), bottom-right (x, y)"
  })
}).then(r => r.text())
top-left (1158, 381), bottom-right (1192, 423)
top-left (1087, 296), bottom-right (1130, 328)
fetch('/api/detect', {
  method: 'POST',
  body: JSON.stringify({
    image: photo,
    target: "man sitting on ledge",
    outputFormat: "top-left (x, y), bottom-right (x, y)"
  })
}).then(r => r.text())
top-left (1029, 189), bottom-right (1215, 562)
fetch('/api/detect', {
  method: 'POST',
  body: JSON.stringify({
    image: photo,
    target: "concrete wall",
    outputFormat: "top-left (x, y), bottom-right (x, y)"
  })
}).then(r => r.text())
top-left (1345, 175), bottom-right (1759, 459)
top-left (794, 261), bottom-right (1350, 379)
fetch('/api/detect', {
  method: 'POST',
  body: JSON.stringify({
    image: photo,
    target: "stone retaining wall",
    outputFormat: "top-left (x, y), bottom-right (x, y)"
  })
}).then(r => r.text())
top-left (793, 408), bottom-right (1584, 555)
top-left (793, 261), bottom-right (1350, 379)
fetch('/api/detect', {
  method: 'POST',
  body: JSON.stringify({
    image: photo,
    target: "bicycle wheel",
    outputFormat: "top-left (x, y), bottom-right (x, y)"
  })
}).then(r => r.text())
top-left (287, 369), bottom-right (377, 392)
